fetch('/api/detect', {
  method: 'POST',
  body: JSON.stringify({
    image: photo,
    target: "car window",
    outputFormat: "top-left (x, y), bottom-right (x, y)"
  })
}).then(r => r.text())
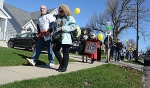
top-left (20, 33), bottom-right (28, 38)
top-left (146, 51), bottom-right (150, 55)
top-left (27, 34), bottom-right (32, 37)
top-left (32, 33), bottom-right (37, 38)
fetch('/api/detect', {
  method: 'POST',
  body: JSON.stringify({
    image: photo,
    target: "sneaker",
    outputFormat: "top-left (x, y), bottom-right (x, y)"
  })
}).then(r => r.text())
top-left (86, 58), bottom-right (88, 62)
top-left (90, 59), bottom-right (94, 64)
top-left (47, 63), bottom-right (55, 67)
top-left (105, 61), bottom-right (108, 63)
top-left (26, 58), bottom-right (35, 66)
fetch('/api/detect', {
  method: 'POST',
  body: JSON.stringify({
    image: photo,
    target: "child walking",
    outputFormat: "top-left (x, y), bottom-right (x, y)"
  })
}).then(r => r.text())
top-left (87, 33), bottom-right (100, 64)
top-left (79, 29), bottom-right (88, 62)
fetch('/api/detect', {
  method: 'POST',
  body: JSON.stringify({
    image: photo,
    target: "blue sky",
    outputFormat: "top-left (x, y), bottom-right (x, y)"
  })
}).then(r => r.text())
top-left (4, 0), bottom-right (150, 52)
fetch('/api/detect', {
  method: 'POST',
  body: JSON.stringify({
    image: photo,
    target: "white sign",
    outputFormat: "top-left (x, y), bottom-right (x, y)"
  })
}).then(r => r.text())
top-left (105, 31), bottom-right (112, 35)
top-left (84, 41), bottom-right (98, 54)
top-left (106, 22), bottom-right (112, 26)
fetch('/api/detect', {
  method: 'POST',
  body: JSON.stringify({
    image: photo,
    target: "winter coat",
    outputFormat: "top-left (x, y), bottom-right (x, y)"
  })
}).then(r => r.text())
top-left (87, 38), bottom-right (100, 59)
top-left (104, 36), bottom-right (113, 49)
top-left (56, 15), bottom-right (76, 45)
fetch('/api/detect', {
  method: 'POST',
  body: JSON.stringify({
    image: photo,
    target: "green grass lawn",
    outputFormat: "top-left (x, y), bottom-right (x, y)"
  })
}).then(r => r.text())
top-left (0, 47), bottom-right (76, 66)
top-left (0, 64), bottom-right (143, 88)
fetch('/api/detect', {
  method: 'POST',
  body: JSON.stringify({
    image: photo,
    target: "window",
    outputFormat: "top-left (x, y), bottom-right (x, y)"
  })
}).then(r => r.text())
top-left (20, 33), bottom-right (28, 38)
top-left (27, 33), bottom-right (32, 37)
top-left (146, 51), bottom-right (150, 55)
top-left (27, 28), bottom-right (32, 31)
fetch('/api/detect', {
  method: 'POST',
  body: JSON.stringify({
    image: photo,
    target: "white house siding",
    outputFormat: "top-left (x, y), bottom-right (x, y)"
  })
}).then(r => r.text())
top-left (1, 18), bottom-right (22, 42)
top-left (22, 20), bottom-right (37, 34)
top-left (0, 19), bottom-right (4, 40)
top-left (2, 7), bottom-right (21, 41)
top-left (0, 0), bottom-right (4, 9)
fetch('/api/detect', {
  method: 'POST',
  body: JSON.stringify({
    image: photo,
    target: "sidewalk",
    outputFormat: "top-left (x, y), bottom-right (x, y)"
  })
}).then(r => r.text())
top-left (0, 54), bottom-right (144, 85)
top-left (0, 41), bottom-right (7, 48)
top-left (0, 55), bottom-right (106, 85)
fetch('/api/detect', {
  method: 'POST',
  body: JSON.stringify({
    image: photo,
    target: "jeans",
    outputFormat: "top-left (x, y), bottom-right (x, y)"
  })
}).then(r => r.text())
top-left (128, 54), bottom-right (133, 60)
top-left (115, 50), bottom-right (122, 61)
top-left (32, 37), bottom-right (54, 64)
top-left (110, 49), bottom-right (115, 59)
top-left (53, 40), bottom-right (71, 69)
top-left (105, 48), bottom-right (110, 61)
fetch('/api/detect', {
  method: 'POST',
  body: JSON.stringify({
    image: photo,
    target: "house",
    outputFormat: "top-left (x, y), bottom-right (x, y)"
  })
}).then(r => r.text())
top-left (0, 0), bottom-right (58, 42)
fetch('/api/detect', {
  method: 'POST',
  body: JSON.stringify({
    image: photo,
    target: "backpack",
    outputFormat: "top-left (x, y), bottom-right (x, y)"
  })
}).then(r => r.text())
top-left (70, 25), bottom-right (81, 43)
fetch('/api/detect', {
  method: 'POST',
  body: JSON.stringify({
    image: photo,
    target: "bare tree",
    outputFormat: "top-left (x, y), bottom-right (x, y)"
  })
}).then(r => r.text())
top-left (126, 39), bottom-right (136, 49)
top-left (86, 0), bottom-right (150, 40)
top-left (146, 45), bottom-right (150, 51)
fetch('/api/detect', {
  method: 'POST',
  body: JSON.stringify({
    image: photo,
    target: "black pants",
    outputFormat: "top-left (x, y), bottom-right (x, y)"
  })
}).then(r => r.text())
top-left (97, 48), bottom-right (101, 61)
top-left (53, 40), bottom-right (71, 69)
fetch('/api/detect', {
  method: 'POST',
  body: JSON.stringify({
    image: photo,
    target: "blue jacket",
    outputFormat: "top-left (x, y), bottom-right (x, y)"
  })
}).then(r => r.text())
top-left (56, 15), bottom-right (76, 44)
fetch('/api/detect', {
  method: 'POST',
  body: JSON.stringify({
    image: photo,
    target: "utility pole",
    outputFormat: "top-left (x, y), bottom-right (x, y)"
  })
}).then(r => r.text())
top-left (135, 0), bottom-right (139, 62)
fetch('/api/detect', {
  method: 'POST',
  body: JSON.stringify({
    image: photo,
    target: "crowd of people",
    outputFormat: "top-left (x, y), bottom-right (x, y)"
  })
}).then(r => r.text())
top-left (26, 4), bottom-right (137, 73)
top-left (78, 30), bottom-right (137, 63)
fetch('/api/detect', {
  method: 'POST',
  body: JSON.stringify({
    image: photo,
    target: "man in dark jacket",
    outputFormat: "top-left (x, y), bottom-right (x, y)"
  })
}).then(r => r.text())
top-left (115, 39), bottom-right (123, 61)
top-left (104, 35), bottom-right (113, 63)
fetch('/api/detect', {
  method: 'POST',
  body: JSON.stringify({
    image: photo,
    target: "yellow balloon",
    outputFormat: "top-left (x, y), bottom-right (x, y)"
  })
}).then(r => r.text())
top-left (74, 8), bottom-right (80, 14)
top-left (97, 34), bottom-right (103, 41)
top-left (126, 39), bottom-right (128, 42)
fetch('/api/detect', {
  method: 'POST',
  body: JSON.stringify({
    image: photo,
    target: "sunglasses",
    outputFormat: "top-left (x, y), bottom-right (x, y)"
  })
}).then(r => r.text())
top-left (59, 11), bottom-right (64, 13)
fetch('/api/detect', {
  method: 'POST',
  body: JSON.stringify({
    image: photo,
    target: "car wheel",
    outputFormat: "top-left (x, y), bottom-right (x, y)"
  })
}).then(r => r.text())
top-left (8, 41), bottom-right (14, 48)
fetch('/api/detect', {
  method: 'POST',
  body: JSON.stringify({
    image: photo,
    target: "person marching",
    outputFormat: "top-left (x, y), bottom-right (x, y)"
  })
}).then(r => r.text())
top-left (104, 35), bottom-right (113, 63)
top-left (79, 29), bottom-right (88, 62)
top-left (26, 5), bottom-right (55, 66)
top-left (53, 4), bottom-right (76, 72)
top-left (87, 33), bottom-right (100, 64)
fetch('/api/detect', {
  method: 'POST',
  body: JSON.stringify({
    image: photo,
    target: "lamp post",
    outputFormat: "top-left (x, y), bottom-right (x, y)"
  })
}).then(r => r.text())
top-left (135, 0), bottom-right (139, 62)
top-left (129, 43), bottom-right (132, 48)
top-left (126, 39), bottom-right (128, 47)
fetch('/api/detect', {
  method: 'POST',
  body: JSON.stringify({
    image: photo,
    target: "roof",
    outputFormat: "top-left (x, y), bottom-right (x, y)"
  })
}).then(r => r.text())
top-left (3, 3), bottom-right (56, 27)
top-left (0, 8), bottom-right (11, 19)
top-left (31, 9), bottom-right (55, 25)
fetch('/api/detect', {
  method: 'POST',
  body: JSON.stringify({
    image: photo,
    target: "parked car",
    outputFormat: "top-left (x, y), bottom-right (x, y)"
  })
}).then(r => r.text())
top-left (143, 50), bottom-right (150, 66)
top-left (69, 46), bottom-right (79, 54)
top-left (7, 32), bottom-right (38, 51)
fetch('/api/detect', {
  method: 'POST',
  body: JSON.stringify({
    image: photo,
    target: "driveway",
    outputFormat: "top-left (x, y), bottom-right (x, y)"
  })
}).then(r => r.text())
top-left (0, 41), bottom-right (8, 47)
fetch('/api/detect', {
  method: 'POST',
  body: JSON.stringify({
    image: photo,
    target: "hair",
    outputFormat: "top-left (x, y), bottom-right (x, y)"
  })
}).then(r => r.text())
top-left (40, 5), bottom-right (46, 9)
top-left (81, 29), bottom-right (88, 34)
top-left (59, 4), bottom-right (73, 16)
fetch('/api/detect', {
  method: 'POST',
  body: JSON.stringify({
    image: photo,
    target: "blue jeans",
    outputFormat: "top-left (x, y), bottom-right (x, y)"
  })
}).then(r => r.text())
top-left (110, 50), bottom-right (115, 58)
top-left (128, 54), bottom-right (133, 60)
top-left (115, 50), bottom-right (122, 61)
top-left (31, 37), bottom-right (54, 64)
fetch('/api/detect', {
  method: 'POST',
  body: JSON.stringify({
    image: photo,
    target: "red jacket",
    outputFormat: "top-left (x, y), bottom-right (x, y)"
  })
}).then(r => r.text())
top-left (87, 38), bottom-right (100, 59)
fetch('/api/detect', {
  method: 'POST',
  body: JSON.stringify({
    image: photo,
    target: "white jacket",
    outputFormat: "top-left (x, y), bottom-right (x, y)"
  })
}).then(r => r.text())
top-left (37, 13), bottom-right (56, 31)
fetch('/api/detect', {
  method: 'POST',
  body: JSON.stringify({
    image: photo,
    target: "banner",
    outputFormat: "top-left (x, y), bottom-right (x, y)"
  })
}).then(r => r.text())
top-left (84, 41), bottom-right (98, 54)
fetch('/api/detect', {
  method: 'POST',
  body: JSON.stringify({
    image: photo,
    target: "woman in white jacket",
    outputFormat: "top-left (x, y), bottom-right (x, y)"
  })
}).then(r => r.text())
top-left (53, 4), bottom-right (76, 72)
